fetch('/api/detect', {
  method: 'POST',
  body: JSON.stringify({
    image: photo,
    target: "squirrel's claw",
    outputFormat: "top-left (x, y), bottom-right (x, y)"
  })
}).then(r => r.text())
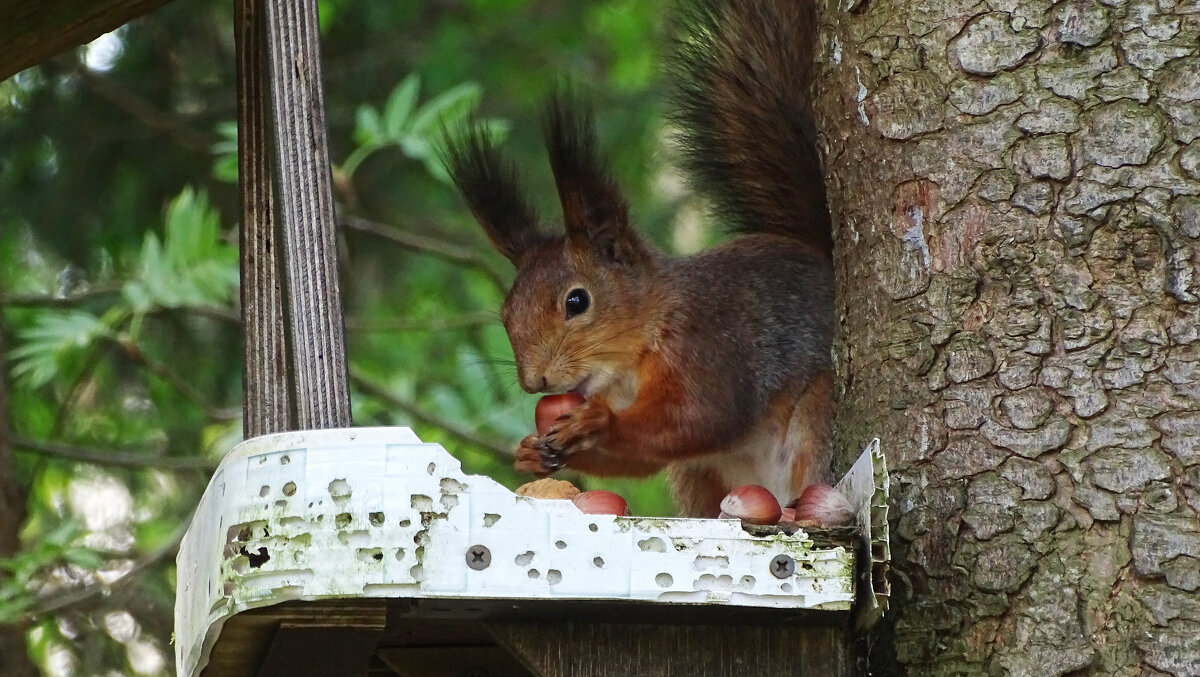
top-left (515, 434), bottom-right (559, 476)
top-left (514, 403), bottom-right (614, 476)
top-left (542, 402), bottom-right (613, 456)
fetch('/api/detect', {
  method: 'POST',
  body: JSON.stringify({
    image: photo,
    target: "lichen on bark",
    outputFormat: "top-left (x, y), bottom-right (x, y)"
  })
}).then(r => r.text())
top-left (816, 0), bottom-right (1200, 674)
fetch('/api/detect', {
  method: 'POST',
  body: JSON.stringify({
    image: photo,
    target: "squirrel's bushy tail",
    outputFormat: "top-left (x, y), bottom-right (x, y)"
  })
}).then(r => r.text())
top-left (667, 0), bottom-right (830, 254)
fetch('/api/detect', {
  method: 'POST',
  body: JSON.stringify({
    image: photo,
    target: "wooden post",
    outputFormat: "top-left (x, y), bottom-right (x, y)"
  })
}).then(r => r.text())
top-left (236, 0), bottom-right (293, 438)
top-left (260, 0), bottom-right (352, 430)
top-left (235, 0), bottom-right (350, 433)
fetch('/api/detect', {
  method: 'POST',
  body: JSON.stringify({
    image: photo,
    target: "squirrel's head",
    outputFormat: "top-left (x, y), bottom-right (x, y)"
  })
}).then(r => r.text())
top-left (445, 90), bottom-right (658, 399)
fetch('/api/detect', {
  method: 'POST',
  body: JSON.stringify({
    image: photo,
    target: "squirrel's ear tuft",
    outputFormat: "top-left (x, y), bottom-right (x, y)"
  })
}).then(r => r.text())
top-left (442, 123), bottom-right (544, 264)
top-left (542, 88), bottom-right (645, 266)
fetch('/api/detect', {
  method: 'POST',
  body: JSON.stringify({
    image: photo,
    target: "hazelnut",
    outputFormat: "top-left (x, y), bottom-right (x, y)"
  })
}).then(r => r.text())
top-left (572, 490), bottom-right (629, 516)
top-left (719, 485), bottom-right (782, 525)
top-left (791, 484), bottom-right (855, 526)
top-left (535, 392), bottom-right (586, 435)
top-left (515, 477), bottom-right (581, 500)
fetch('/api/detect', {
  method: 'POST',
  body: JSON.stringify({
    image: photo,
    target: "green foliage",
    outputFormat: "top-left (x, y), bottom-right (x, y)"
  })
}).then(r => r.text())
top-left (10, 187), bottom-right (237, 398)
top-left (209, 121), bottom-right (238, 183)
top-left (344, 74), bottom-right (509, 182)
top-left (0, 521), bottom-right (99, 624)
top-left (123, 188), bottom-right (238, 313)
top-left (587, 0), bottom-right (663, 91)
top-left (316, 0), bottom-right (352, 32)
top-left (10, 310), bottom-right (113, 389)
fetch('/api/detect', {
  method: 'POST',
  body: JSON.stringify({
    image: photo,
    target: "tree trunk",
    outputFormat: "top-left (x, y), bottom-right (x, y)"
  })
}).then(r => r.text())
top-left (816, 1), bottom-right (1200, 675)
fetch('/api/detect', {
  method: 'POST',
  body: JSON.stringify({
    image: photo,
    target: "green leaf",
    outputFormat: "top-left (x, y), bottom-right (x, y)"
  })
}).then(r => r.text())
top-left (383, 74), bottom-right (421, 139)
top-left (408, 82), bottom-right (483, 139)
top-left (353, 105), bottom-right (384, 147)
top-left (135, 519), bottom-right (178, 552)
top-left (41, 519), bottom-right (81, 549)
top-left (10, 311), bottom-right (112, 388)
top-left (61, 547), bottom-right (103, 570)
top-left (210, 121), bottom-right (239, 183)
top-left (317, 0), bottom-right (350, 32)
top-left (212, 153), bottom-right (239, 183)
top-left (346, 78), bottom-right (505, 184)
top-left (123, 187), bottom-right (238, 312)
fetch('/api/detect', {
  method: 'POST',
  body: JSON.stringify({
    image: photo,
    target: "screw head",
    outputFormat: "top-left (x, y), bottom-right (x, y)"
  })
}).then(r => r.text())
top-left (466, 544), bottom-right (491, 570)
top-left (770, 554), bottom-right (795, 579)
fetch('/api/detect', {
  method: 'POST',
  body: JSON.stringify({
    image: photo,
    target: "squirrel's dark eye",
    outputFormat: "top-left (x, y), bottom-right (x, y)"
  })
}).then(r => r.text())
top-left (565, 288), bottom-right (590, 319)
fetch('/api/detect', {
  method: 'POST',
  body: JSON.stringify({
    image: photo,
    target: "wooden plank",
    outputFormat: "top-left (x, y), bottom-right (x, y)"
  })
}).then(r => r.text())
top-left (195, 598), bottom-right (855, 676)
top-left (376, 647), bottom-right (534, 677)
top-left (262, 0), bottom-right (352, 429)
top-left (198, 612), bottom-right (280, 677)
top-left (488, 622), bottom-right (853, 677)
top-left (203, 601), bottom-right (386, 677)
top-left (0, 0), bottom-right (173, 81)
top-left (256, 625), bottom-right (383, 677)
top-left (236, 0), bottom-right (293, 438)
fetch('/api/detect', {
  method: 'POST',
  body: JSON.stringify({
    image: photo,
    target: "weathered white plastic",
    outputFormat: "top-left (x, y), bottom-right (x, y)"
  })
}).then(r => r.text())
top-left (835, 438), bottom-right (890, 628)
top-left (174, 427), bottom-right (858, 677)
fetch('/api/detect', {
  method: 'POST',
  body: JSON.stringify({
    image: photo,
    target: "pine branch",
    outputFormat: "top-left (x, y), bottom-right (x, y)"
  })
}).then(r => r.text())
top-left (13, 436), bottom-right (217, 471)
top-left (345, 312), bottom-right (498, 333)
top-left (340, 216), bottom-right (509, 291)
top-left (0, 284), bottom-right (124, 308)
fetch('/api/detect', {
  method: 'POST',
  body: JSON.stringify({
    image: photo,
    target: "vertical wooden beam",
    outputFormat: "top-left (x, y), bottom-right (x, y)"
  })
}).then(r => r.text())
top-left (261, 0), bottom-right (352, 429)
top-left (235, 0), bottom-right (293, 438)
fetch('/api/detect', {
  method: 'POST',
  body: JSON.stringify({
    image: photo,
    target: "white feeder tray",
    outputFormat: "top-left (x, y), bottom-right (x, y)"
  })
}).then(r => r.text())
top-left (174, 427), bottom-right (888, 677)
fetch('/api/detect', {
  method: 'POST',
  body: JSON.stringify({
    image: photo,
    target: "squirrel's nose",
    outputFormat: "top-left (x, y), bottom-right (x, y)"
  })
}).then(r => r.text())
top-left (520, 373), bottom-right (547, 393)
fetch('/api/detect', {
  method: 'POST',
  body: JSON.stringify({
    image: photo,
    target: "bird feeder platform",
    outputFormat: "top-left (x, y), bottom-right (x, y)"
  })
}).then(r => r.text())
top-left (174, 428), bottom-right (889, 677)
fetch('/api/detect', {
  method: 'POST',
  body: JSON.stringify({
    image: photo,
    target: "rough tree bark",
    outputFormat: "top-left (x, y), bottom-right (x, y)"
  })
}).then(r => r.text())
top-left (816, 0), bottom-right (1200, 675)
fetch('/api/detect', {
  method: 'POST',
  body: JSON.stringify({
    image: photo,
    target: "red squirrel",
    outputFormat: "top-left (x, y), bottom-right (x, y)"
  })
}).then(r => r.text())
top-left (444, 0), bottom-right (832, 518)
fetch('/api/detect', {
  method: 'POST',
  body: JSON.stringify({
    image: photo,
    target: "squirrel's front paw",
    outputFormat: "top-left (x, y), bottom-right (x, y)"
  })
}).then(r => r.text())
top-left (539, 402), bottom-right (613, 460)
top-left (514, 435), bottom-right (558, 476)
top-left (513, 403), bottom-right (614, 476)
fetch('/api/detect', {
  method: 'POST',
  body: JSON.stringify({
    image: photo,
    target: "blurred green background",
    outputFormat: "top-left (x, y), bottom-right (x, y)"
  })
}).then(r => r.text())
top-left (0, 0), bottom-right (714, 673)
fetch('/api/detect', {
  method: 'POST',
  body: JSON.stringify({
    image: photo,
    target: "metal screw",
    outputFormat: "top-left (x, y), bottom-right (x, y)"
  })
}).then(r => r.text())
top-left (466, 544), bottom-right (491, 570)
top-left (770, 554), bottom-right (795, 579)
